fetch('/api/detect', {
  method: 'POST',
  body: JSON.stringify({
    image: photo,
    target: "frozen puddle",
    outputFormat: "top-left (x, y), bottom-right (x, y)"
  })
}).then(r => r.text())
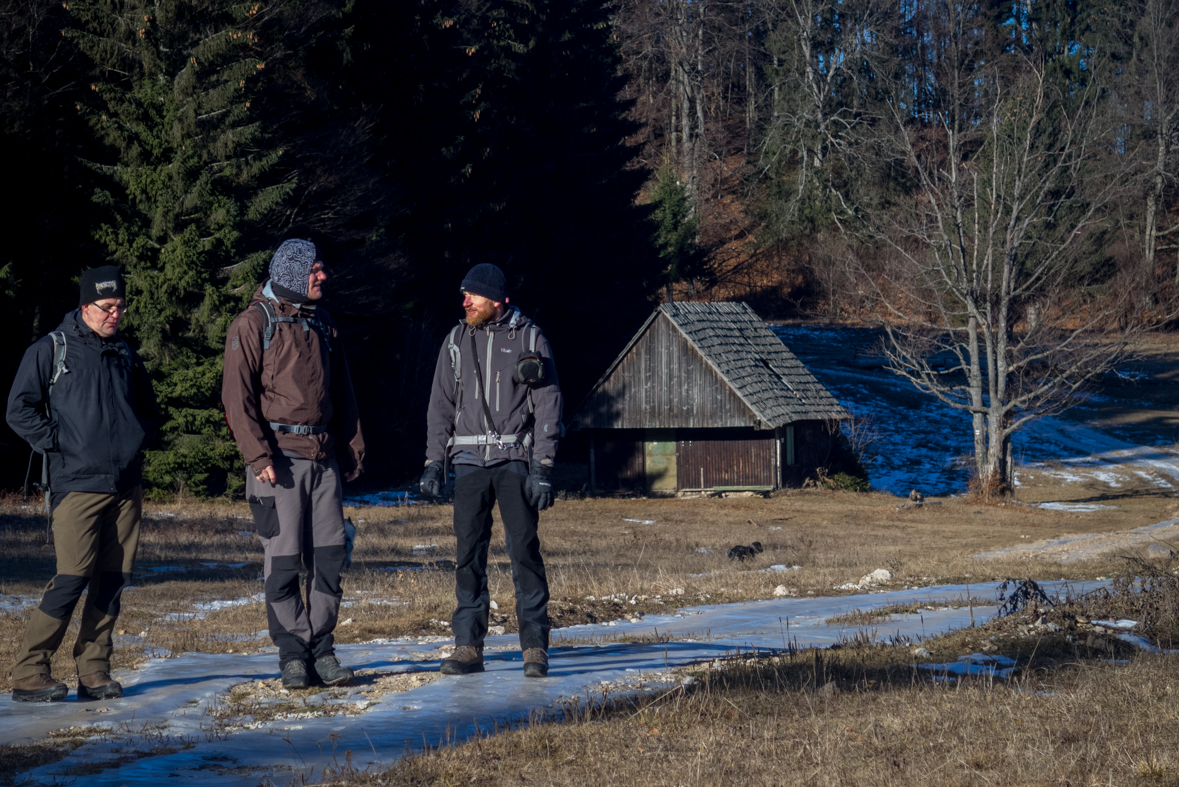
top-left (0, 580), bottom-right (1103, 786)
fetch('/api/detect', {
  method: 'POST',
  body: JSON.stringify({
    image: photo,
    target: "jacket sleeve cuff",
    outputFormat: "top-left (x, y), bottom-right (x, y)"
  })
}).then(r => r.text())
top-left (248, 458), bottom-right (273, 474)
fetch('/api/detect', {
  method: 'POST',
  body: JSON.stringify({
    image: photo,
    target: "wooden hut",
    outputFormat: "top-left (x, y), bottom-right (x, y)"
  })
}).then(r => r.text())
top-left (568, 302), bottom-right (849, 494)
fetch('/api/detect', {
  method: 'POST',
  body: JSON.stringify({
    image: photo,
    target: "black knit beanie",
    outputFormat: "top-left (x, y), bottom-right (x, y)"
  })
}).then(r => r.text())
top-left (269, 239), bottom-right (317, 298)
top-left (460, 263), bottom-right (508, 303)
top-left (78, 265), bottom-right (126, 306)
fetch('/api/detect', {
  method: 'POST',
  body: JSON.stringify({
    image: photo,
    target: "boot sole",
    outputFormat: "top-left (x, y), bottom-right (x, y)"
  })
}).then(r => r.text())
top-left (317, 672), bottom-right (353, 687)
top-left (440, 660), bottom-right (485, 675)
top-left (78, 683), bottom-right (123, 701)
top-left (281, 678), bottom-right (310, 689)
top-left (523, 664), bottom-right (549, 678)
top-left (13, 685), bottom-right (69, 703)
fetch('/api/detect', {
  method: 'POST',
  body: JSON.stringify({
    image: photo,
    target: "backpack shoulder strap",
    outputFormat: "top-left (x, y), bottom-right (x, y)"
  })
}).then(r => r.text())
top-left (251, 301), bottom-right (278, 351)
top-left (447, 325), bottom-right (462, 392)
top-left (48, 331), bottom-right (68, 388)
top-left (530, 325), bottom-right (537, 353)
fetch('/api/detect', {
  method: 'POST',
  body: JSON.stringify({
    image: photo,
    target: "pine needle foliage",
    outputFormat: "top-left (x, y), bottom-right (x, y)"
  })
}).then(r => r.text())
top-left (67, 0), bottom-right (294, 498)
top-left (648, 159), bottom-right (707, 295)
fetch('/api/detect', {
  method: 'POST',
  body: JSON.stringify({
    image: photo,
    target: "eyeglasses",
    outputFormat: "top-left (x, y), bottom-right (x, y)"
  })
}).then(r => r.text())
top-left (89, 301), bottom-right (128, 316)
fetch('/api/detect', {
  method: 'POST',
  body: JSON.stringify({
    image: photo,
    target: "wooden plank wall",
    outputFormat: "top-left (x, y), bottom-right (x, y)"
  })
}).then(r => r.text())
top-left (580, 314), bottom-right (759, 429)
top-left (676, 429), bottom-right (774, 488)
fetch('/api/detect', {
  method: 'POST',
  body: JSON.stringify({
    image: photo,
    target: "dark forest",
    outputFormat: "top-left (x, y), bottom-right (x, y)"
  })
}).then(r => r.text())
top-left (2, 0), bottom-right (1177, 496)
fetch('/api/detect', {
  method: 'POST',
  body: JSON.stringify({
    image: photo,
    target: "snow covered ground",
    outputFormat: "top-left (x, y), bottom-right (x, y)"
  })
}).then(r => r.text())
top-left (0, 581), bottom-right (1101, 786)
top-left (772, 324), bottom-right (1179, 497)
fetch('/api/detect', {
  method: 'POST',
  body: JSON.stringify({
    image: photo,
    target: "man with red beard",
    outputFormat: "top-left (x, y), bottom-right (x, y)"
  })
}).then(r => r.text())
top-left (421, 263), bottom-right (562, 678)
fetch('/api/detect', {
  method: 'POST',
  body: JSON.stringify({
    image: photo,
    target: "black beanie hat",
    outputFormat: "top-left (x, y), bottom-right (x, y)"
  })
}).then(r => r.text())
top-left (460, 263), bottom-right (508, 303)
top-left (79, 265), bottom-right (126, 306)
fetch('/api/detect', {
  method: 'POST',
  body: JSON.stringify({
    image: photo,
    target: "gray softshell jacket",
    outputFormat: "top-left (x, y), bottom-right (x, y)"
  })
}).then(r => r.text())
top-left (425, 306), bottom-right (562, 467)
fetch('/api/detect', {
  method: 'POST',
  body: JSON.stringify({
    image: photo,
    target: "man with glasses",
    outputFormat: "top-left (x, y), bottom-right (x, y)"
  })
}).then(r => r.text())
top-left (6, 265), bottom-right (158, 702)
top-left (222, 239), bottom-right (365, 689)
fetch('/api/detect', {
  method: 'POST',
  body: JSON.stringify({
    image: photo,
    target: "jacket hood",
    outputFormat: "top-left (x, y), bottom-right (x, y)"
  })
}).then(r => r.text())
top-left (253, 280), bottom-right (318, 312)
top-left (56, 308), bottom-right (120, 345)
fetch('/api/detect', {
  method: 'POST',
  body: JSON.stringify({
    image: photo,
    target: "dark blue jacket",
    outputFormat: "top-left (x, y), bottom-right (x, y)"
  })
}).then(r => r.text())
top-left (6, 310), bottom-right (158, 497)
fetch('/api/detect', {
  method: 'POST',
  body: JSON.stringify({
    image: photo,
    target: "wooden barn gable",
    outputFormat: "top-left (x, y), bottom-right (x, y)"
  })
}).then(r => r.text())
top-left (573, 302), bottom-right (847, 432)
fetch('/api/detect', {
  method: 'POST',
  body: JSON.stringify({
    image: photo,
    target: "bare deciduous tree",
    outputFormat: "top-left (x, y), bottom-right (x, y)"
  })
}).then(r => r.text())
top-left (756, 0), bottom-right (882, 242)
top-left (858, 10), bottom-right (1145, 496)
top-left (1132, 0), bottom-right (1179, 283)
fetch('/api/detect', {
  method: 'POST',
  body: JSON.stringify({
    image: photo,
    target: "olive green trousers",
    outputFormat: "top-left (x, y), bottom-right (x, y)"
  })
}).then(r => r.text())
top-left (12, 487), bottom-right (141, 681)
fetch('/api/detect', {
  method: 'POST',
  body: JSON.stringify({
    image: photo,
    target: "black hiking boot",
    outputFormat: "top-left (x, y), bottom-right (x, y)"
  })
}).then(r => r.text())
top-left (440, 645), bottom-right (484, 675)
top-left (281, 660), bottom-right (310, 689)
top-left (12, 673), bottom-right (69, 703)
top-left (312, 655), bottom-right (354, 687)
top-left (78, 671), bottom-right (123, 700)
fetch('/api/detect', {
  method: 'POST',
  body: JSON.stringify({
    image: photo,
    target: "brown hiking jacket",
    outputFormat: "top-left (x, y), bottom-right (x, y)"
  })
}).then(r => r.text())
top-left (222, 282), bottom-right (365, 476)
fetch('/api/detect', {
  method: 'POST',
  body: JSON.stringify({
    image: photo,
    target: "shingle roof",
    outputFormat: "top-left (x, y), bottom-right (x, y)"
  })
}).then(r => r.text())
top-left (660, 302), bottom-right (848, 427)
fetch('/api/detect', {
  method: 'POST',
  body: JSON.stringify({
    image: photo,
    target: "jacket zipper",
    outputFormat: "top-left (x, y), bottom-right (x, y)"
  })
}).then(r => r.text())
top-left (495, 371), bottom-right (500, 412)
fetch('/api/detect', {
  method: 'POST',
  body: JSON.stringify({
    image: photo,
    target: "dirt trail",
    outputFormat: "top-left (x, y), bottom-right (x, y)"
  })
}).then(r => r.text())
top-left (975, 518), bottom-right (1179, 563)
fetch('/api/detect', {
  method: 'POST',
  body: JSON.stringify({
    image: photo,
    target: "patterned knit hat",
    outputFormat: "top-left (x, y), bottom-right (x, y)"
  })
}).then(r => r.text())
top-left (269, 239), bottom-right (317, 297)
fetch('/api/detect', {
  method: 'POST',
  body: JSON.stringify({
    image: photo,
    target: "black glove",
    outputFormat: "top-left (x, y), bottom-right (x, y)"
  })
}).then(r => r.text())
top-left (524, 459), bottom-right (554, 511)
top-left (343, 518), bottom-right (356, 568)
top-left (420, 460), bottom-right (444, 497)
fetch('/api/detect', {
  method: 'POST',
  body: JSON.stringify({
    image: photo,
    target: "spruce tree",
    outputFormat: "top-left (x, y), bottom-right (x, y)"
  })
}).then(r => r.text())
top-left (68, 0), bottom-right (294, 497)
top-left (355, 0), bottom-right (662, 400)
top-left (649, 160), bottom-right (707, 299)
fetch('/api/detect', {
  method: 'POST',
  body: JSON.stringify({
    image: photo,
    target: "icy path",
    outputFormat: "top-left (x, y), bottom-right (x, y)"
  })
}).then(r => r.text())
top-left (0, 581), bottom-right (1099, 787)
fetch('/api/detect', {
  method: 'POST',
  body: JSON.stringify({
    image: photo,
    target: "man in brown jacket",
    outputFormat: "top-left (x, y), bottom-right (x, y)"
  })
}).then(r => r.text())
top-left (222, 239), bottom-right (365, 689)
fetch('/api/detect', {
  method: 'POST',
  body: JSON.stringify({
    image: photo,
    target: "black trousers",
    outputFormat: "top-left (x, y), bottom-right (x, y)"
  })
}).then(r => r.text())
top-left (452, 462), bottom-right (551, 651)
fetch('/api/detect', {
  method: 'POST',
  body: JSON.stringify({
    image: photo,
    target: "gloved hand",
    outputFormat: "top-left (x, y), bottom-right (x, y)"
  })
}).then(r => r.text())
top-left (343, 518), bottom-right (356, 568)
top-left (524, 458), bottom-right (554, 511)
top-left (420, 460), bottom-right (444, 497)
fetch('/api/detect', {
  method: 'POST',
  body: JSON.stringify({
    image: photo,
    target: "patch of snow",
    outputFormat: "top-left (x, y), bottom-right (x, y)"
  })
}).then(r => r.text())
top-left (771, 324), bottom-right (1179, 496)
top-left (918, 653), bottom-right (1018, 679)
top-left (1038, 502), bottom-right (1117, 512)
top-left (1093, 619), bottom-right (1137, 630)
top-left (0, 595), bottom-right (39, 614)
top-left (622, 518), bottom-right (656, 524)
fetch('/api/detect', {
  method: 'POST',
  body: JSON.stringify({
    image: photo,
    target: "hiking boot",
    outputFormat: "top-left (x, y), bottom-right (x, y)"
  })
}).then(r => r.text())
top-left (523, 648), bottom-right (549, 678)
top-left (281, 660), bottom-right (310, 689)
top-left (78, 671), bottom-right (123, 700)
top-left (440, 645), bottom-right (484, 675)
top-left (312, 655), bottom-right (354, 687)
top-left (12, 673), bottom-right (68, 703)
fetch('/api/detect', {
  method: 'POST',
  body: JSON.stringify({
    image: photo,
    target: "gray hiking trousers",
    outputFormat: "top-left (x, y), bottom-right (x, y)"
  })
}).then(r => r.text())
top-left (246, 455), bottom-right (347, 667)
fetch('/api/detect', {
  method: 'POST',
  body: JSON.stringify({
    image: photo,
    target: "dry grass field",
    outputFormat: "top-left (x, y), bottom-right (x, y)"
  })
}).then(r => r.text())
top-left (1, 478), bottom-right (1170, 690)
top-left (2, 460), bottom-right (1179, 784)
